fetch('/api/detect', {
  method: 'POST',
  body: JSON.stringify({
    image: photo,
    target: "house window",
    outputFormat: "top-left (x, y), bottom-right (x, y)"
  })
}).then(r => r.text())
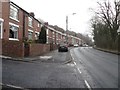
top-left (46, 29), bottom-right (49, 35)
top-left (9, 25), bottom-right (19, 40)
top-left (28, 30), bottom-right (33, 40)
top-left (10, 5), bottom-right (19, 20)
top-left (28, 17), bottom-right (33, 27)
top-left (0, 19), bottom-right (3, 39)
top-left (46, 36), bottom-right (49, 44)
top-left (53, 32), bottom-right (55, 38)
top-left (38, 23), bottom-right (40, 27)
top-left (56, 33), bottom-right (58, 39)
top-left (0, 22), bottom-right (1, 39)
top-left (35, 31), bottom-right (39, 40)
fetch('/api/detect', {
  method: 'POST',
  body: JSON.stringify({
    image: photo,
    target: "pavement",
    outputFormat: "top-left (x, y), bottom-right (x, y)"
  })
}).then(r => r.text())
top-left (0, 48), bottom-right (73, 63)
top-left (0, 54), bottom-right (48, 62)
top-left (93, 47), bottom-right (120, 55)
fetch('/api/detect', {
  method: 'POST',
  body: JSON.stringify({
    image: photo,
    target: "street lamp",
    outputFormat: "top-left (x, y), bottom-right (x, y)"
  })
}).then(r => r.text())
top-left (66, 13), bottom-right (76, 43)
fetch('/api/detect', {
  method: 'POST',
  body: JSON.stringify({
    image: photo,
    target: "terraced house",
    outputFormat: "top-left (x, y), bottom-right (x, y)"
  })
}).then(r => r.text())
top-left (0, 0), bottom-right (82, 58)
top-left (1, 1), bottom-right (42, 41)
top-left (0, 1), bottom-right (43, 57)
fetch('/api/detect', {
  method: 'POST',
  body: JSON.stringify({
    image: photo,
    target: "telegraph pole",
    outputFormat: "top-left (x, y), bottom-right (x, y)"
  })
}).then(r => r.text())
top-left (66, 16), bottom-right (68, 43)
top-left (66, 13), bottom-right (76, 44)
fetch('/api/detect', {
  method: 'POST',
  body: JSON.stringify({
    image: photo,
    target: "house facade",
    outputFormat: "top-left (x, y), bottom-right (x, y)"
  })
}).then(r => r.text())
top-left (0, 1), bottom-right (41, 42)
top-left (0, 0), bottom-right (82, 57)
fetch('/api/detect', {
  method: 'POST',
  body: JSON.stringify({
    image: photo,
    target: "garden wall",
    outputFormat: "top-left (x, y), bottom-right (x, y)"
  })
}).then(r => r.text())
top-left (29, 43), bottom-right (50, 56)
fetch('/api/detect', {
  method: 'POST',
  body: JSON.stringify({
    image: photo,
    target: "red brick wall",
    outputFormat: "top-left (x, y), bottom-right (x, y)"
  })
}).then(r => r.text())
top-left (48, 29), bottom-right (53, 38)
top-left (2, 2), bottom-right (9, 40)
top-left (29, 43), bottom-right (50, 56)
top-left (2, 2), bottom-right (41, 41)
top-left (53, 44), bottom-right (58, 50)
top-left (34, 20), bottom-right (41, 32)
top-left (2, 40), bottom-right (24, 57)
top-left (2, 2), bottom-right (24, 41)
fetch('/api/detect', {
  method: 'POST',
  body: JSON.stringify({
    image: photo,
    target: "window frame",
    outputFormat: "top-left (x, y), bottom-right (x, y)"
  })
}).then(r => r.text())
top-left (9, 4), bottom-right (19, 22)
top-left (46, 29), bottom-right (49, 35)
top-left (28, 29), bottom-right (33, 40)
top-left (35, 31), bottom-right (39, 40)
top-left (0, 18), bottom-right (4, 39)
top-left (9, 22), bottom-right (19, 41)
top-left (38, 23), bottom-right (40, 27)
top-left (28, 17), bottom-right (33, 27)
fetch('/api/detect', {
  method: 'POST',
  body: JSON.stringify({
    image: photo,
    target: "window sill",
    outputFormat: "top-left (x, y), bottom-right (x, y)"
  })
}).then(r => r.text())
top-left (0, 18), bottom-right (4, 22)
top-left (28, 25), bottom-right (33, 28)
top-left (9, 17), bottom-right (19, 22)
top-left (9, 38), bottom-right (19, 41)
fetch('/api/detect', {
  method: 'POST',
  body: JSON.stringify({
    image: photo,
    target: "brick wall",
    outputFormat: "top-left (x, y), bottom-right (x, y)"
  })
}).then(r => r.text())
top-left (2, 40), bottom-right (24, 57)
top-left (1, 40), bottom-right (57, 58)
top-left (29, 43), bottom-right (50, 56)
top-left (53, 44), bottom-right (58, 50)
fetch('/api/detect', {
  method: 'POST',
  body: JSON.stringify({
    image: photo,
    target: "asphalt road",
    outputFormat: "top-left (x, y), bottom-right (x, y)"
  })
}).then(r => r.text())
top-left (2, 47), bottom-right (119, 89)
top-left (2, 49), bottom-right (86, 89)
top-left (70, 47), bottom-right (119, 88)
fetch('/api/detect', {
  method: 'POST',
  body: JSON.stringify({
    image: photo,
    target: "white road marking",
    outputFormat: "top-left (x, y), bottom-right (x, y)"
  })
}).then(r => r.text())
top-left (74, 62), bottom-right (76, 65)
top-left (67, 63), bottom-right (75, 67)
top-left (84, 80), bottom-right (91, 90)
top-left (0, 82), bottom-right (29, 90)
top-left (70, 53), bottom-right (74, 59)
top-left (77, 68), bottom-right (82, 74)
top-left (70, 52), bottom-right (76, 61)
top-left (6, 84), bottom-right (23, 89)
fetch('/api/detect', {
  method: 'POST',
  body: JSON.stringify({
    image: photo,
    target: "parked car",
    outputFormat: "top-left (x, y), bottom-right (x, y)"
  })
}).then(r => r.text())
top-left (83, 44), bottom-right (89, 47)
top-left (58, 43), bottom-right (68, 52)
top-left (74, 44), bottom-right (79, 47)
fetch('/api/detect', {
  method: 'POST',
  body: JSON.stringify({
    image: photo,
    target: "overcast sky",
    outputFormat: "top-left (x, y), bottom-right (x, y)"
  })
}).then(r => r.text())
top-left (11, 0), bottom-right (112, 35)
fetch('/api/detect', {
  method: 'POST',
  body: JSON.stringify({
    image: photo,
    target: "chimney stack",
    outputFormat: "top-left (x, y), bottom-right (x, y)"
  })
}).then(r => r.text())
top-left (29, 12), bottom-right (35, 17)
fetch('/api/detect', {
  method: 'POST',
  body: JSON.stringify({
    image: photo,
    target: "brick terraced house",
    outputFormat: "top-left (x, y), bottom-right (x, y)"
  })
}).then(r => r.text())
top-left (0, 0), bottom-right (82, 58)
top-left (1, 1), bottom-right (41, 41)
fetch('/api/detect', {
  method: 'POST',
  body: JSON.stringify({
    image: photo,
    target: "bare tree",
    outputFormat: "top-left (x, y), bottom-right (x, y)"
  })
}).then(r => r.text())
top-left (90, 0), bottom-right (120, 50)
top-left (95, 0), bottom-right (119, 41)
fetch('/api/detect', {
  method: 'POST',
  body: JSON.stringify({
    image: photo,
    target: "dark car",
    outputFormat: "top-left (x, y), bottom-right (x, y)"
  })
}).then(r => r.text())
top-left (58, 43), bottom-right (68, 52)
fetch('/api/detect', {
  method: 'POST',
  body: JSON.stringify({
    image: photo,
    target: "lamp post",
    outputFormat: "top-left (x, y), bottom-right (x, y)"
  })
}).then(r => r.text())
top-left (66, 13), bottom-right (76, 44)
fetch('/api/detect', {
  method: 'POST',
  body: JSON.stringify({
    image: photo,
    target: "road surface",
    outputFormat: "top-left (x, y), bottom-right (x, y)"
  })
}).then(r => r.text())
top-left (2, 47), bottom-right (119, 89)
top-left (2, 50), bottom-right (86, 88)
top-left (71, 47), bottom-right (119, 88)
